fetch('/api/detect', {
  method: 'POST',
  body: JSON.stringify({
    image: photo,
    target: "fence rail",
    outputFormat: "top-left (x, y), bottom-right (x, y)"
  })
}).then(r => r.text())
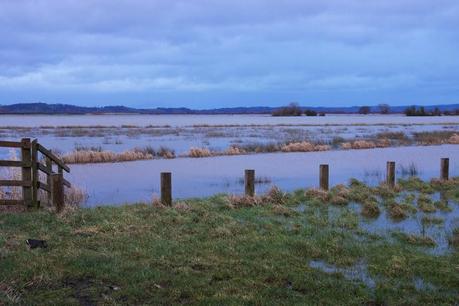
top-left (0, 138), bottom-right (70, 210)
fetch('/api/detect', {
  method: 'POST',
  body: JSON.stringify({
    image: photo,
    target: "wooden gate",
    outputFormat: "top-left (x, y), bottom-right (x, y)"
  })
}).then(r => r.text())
top-left (0, 138), bottom-right (70, 209)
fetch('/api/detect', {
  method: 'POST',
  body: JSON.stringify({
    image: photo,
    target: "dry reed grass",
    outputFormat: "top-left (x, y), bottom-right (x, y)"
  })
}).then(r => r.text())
top-left (224, 146), bottom-right (246, 155)
top-left (225, 186), bottom-right (289, 208)
top-left (448, 133), bottom-right (459, 144)
top-left (62, 150), bottom-right (153, 164)
top-left (281, 141), bottom-right (330, 152)
top-left (187, 147), bottom-right (212, 158)
top-left (304, 188), bottom-right (329, 202)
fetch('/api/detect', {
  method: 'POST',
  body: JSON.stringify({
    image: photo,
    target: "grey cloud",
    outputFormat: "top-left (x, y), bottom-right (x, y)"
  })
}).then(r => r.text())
top-left (0, 0), bottom-right (458, 107)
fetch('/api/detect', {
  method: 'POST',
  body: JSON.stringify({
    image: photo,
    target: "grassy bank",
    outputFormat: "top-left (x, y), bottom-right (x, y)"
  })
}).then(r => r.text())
top-left (1, 179), bottom-right (459, 304)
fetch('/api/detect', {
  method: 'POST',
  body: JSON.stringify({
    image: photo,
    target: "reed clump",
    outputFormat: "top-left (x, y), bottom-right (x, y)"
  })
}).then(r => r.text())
top-left (361, 200), bottom-right (380, 218)
top-left (417, 194), bottom-right (436, 213)
top-left (224, 146), bottom-right (246, 155)
top-left (388, 202), bottom-right (408, 220)
top-left (304, 188), bottom-right (330, 203)
top-left (225, 186), bottom-right (289, 209)
top-left (329, 184), bottom-right (350, 205)
top-left (281, 141), bottom-right (330, 152)
top-left (187, 147), bottom-right (213, 158)
top-left (448, 133), bottom-right (459, 144)
top-left (413, 131), bottom-right (456, 145)
top-left (62, 149), bottom-right (154, 164)
top-left (394, 233), bottom-right (436, 247)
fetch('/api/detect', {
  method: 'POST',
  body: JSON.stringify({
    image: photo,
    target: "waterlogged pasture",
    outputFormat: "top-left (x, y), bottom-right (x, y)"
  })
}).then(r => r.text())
top-left (2, 180), bottom-right (459, 304)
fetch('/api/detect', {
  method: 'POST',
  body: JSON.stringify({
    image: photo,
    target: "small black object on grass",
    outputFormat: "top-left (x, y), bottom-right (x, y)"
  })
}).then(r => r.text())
top-left (26, 239), bottom-right (48, 249)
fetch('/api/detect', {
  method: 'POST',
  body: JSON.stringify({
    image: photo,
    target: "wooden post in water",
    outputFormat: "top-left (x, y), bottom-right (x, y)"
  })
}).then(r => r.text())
top-left (20, 138), bottom-right (32, 208)
top-left (441, 158), bottom-right (449, 181)
top-left (51, 173), bottom-right (64, 213)
top-left (161, 172), bottom-right (172, 206)
top-left (386, 161), bottom-right (396, 188)
top-left (245, 169), bottom-right (255, 197)
top-left (319, 164), bottom-right (329, 191)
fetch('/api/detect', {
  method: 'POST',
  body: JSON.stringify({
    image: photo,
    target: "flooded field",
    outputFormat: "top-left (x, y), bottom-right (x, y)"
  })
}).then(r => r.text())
top-left (2, 113), bottom-right (459, 127)
top-left (1, 114), bottom-right (459, 158)
top-left (67, 145), bottom-right (458, 206)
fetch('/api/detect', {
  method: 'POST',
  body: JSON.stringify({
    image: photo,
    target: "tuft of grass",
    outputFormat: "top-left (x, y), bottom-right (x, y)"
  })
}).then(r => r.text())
top-left (387, 202), bottom-right (408, 220)
top-left (421, 216), bottom-right (444, 226)
top-left (417, 194), bottom-right (436, 213)
top-left (393, 232), bottom-right (436, 247)
top-left (361, 200), bottom-right (380, 218)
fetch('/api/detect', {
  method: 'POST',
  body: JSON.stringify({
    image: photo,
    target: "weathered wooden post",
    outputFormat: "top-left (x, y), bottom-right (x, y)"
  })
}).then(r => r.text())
top-left (161, 172), bottom-right (172, 206)
top-left (31, 139), bottom-right (39, 208)
top-left (386, 161), bottom-right (396, 187)
top-left (20, 138), bottom-right (33, 207)
top-left (46, 156), bottom-right (53, 205)
top-left (441, 158), bottom-right (449, 181)
top-left (51, 173), bottom-right (64, 212)
top-left (320, 164), bottom-right (329, 191)
top-left (245, 169), bottom-right (255, 197)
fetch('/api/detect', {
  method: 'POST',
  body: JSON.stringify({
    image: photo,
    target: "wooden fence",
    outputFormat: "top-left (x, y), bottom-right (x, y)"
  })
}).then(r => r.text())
top-left (158, 158), bottom-right (451, 206)
top-left (0, 138), bottom-right (71, 211)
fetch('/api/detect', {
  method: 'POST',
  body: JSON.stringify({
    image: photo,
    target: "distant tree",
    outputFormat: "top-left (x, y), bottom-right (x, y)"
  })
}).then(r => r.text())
top-left (433, 107), bottom-right (441, 116)
top-left (378, 104), bottom-right (390, 114)
top-left (272, 102), bottom-right (302, 117)
top-left (304, 109), bottom-right (318, 116)
top-left (358, 106), bottom-right (371, 115)
top-left (404, 106), bottom-right (416, 116)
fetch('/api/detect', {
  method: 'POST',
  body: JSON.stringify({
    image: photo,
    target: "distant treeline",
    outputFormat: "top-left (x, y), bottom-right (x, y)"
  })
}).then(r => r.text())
top-left (2, 102), bottom-right (459, 115)
top-left (404, 106), bottom-right (459, 116)
top-left (271, 103), bottom-right (325, 117)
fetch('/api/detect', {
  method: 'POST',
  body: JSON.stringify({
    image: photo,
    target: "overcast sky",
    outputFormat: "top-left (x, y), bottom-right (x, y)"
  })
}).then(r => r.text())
top-left (0, 0), bottom-right (458, 108)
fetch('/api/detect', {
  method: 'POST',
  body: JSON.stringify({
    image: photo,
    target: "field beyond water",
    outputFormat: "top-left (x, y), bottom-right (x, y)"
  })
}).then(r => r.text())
top-left (2, 177), bottom-right (459, 305)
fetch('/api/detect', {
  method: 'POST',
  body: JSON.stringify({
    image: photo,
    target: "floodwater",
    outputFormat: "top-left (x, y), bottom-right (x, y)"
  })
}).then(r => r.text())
top-left (1, 114), bottom-right (458, 157)
top-left (2, 113), bottom-right (459, 127)
top-left (67, 145), bottom-right (459, 206)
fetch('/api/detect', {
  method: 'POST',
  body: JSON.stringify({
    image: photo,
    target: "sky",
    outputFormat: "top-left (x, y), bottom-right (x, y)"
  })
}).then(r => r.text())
top-left (0, 0), bottom-right (458, 108)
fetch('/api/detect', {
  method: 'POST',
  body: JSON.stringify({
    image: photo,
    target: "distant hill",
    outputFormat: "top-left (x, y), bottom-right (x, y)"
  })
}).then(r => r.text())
top-left (0, 102), bottom-right (458, 115)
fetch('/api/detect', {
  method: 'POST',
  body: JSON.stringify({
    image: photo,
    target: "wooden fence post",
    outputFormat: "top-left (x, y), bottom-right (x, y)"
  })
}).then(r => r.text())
top-left (31, 139), bottom-right (39, 208)
top-left (51, 173), bottom-right (64, 212)
top-left (46, 156), bottom-right (52, 205)
top-left (161, 172), bottom-right (172, 206)
top-left (386, 161), bottom-right (396, 188)
top-left (320, 164), bottom-right (329, 191)
top-left (245, 169), bottom-right (255, 197)
top-left (441, 158), bottom-right (449, 181)
top-left (21, 138), bottom-right (33, 207)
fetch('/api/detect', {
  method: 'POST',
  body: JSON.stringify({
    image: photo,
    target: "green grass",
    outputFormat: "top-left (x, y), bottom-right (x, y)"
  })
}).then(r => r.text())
top-left (1, 186), bottom-right (459, 305)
